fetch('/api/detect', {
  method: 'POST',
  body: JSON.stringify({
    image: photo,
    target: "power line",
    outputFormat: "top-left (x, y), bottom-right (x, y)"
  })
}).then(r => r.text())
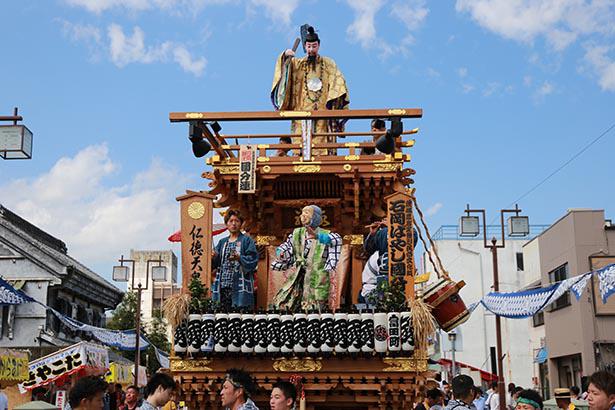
top-left (508, 121), bottom-right (615, 207)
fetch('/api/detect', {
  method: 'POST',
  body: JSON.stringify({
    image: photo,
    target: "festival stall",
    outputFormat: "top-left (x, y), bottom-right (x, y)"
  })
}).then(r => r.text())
top-left (105, 362), bottom-right (132, 386)
top-left (19, 342), bottom-right (109, 393)
top-left (0, 348), bottom-right (29, 388)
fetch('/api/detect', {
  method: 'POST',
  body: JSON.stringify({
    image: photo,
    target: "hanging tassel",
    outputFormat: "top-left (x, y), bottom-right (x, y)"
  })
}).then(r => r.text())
top-left (162, 293), bottom-right (190, 329)
top-left (409, 294), bottom-right (437, 354)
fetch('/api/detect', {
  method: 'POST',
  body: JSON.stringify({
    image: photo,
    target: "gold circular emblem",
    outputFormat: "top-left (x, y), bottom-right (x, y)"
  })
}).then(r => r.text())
top-left (343, 164), bottom-right (352, 172)
top-left (187, 202), bottom-right (205, 220)
top-left (262, 165), bottom-right (271, 173)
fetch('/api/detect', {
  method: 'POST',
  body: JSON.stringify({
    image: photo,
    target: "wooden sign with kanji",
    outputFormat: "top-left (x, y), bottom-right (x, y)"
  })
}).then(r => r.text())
top-left (385, 190), bottom-right (415, 300)
top-left (177, 191), bottom-right (215, 292)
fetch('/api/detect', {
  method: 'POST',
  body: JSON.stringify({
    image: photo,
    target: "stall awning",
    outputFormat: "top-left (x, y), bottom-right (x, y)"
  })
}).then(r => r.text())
top-left (438, 358), bottom-right (498, 382)
top-left (19, 342), bottom-right (108, 392)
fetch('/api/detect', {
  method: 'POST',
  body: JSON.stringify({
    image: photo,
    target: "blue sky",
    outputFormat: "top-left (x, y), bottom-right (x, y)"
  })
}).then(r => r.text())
top-left (1, 0), bottom-right (614, 282)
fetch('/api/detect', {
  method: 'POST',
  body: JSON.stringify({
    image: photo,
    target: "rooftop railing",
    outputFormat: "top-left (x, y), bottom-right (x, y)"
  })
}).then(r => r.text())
top-left (432, 224), bottom-right (550, 241)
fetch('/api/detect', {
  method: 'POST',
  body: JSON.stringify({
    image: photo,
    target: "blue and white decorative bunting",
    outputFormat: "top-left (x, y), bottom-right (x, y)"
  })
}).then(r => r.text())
top-left (475, 263), bottom-right (615, 319)
top-left (596, 264), bottom-right (615, 303)
top-left (48, 307), bottom-right (150, 351)
top-left (0, 277), bottom-right (35, 305)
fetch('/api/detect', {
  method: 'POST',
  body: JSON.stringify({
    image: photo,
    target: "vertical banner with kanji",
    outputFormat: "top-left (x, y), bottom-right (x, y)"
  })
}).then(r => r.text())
top-left (238, 145), bottom-right (257, 194)
top-left (177, 191), bottom-right (214, 292)
top-left (385, 191), bottom-right (415, 299)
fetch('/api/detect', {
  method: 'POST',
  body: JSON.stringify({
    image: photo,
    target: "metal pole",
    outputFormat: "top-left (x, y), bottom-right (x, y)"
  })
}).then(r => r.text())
top-left (451, 336), bottom-right (457, 377)
top-left (134, 283), bottom-right (142, 387)
top-left (491, 238), bottom-right (506, 410)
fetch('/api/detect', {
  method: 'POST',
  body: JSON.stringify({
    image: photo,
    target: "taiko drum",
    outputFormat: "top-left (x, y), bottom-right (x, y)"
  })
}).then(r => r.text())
top-left (422, 278), bottom-right (470, 332)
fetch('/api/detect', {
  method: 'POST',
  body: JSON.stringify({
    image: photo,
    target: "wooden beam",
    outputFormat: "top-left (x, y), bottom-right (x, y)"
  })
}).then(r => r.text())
top-left (170, 108), bottom-right (422, 122)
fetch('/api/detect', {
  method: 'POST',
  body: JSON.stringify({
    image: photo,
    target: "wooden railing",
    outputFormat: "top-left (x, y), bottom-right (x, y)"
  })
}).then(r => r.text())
top-left (169, 108), bottom-right (422, 160)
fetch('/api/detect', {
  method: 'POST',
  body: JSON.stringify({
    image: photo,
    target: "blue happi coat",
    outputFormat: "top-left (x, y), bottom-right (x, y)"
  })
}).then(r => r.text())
top-left (211, 233), bottom-right (258, 308)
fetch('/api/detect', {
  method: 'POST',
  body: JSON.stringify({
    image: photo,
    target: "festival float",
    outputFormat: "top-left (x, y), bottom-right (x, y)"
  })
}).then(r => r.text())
top-left (164, 25), bottom-right (470, 410)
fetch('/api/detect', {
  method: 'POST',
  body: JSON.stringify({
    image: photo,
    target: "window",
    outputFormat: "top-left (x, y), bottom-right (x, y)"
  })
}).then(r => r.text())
top-left (516, 252), bottom-right (525, 271)
top-left (549, 263), bottom-right (570, 311)
top-left (533, 311), bottom-right (545, 326)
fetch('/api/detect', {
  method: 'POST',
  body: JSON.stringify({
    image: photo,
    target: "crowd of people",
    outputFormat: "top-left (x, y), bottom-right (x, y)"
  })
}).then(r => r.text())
top-left (63, 368), bottom-right (615, 410)
top-left (413, 371), bottom-right (615, 410)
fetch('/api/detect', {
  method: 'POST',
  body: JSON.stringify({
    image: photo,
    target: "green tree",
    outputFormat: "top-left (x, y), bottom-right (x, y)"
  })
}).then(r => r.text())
top-left (107, 291), bottom-right (137, 330)
top-left (144, 309), bottom-right (170, 374)
top-left (106, 291), bottom-right (138, 362)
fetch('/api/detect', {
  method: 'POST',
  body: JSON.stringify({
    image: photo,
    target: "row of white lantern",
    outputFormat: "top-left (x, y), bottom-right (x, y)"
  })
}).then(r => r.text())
top-left (174, 311), bottom-right (415, 355)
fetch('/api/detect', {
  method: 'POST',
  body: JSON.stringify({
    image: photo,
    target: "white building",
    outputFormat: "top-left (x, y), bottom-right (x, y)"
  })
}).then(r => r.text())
top-left (423, 224), bottom-right (547, 388)
top-left (127, 250), bottom-right (179, 326)
top-left (521, 237), bottom-right (548, 396)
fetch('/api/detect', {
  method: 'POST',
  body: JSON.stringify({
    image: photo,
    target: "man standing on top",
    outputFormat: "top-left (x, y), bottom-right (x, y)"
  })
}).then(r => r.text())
top-left (271, 25), bottom-right (350, 155)
top-left (212, 210), bottom-right (259, 310)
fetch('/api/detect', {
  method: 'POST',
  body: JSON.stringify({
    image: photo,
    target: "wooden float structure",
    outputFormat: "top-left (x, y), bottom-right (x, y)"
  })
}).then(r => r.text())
top-left (169, 108), bottom-right (435, 410)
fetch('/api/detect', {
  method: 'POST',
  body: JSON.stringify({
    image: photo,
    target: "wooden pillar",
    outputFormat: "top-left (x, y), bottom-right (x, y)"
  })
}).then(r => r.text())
top-left (176, 190), bottom-right (215, 293)
top-left (351, 246), bottom-right (364, 304)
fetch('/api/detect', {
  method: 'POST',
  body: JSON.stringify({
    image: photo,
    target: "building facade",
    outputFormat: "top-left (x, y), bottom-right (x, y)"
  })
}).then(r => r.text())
top-left (127, 250), bottom-right (179, 326)
top-left (523, 209), bottom-right (615, 394)
top-left (0, 205), bottom-right (123, 358)
top-left (424, 224), bottom-right (547, 388)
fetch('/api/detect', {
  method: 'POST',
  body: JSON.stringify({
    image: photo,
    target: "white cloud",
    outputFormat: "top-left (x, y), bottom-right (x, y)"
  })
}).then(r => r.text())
top-left (427, 67), bottom-right (440, 78)
top-left (457, 67), bottom-right (468, 78)
top-left (346, 0), bottom-right (386, 49)
top-left (427, 202), bottom-right (443, 216)
top-left (108, 24), bottom-right (170, 66)
top-left (173, 46), bottom-right (207, 76)
top-left (248, 0), bottom-right (299, 25)
top-left (345, 0), bottom-right (428, 58)
top-left (59, 20), bottom-right (102, 44)
top-left (391, 0), bottom-right (429, 32)
top-left (532, 80), bottom-right (555, 102)
top-left (0, 145), bottom-right (190, 268)
top-left (482, 81), bottom-right (500, 97)
top-left (523, 75), bottom-right (533, 86)
top-left (455, 0), bottom-right (615, 51)
top-left (65, 0), bottom-right (151, 13)
top-left (64, 0), bottom-right (234, 15)
top-left (584, 45), bottom-right (615, 91)
top-left (462, 83), bottom-right (474, 93)
top-left (107, 24), bottom-right (206, 76)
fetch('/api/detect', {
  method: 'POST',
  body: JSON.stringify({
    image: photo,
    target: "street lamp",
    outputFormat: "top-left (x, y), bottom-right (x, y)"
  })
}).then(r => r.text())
top-left (0, 107), bottom-right (33, 160)
top-left (459, 204), bottom-right (529, 410)
top-left (112, 255), bottom-right (166, 386)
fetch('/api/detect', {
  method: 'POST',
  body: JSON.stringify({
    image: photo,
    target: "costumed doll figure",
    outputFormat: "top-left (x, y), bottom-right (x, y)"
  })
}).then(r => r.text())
top-left (272, 205), bottom-right (342, 311)
top-left (212, 210), bottom-right (259, 310)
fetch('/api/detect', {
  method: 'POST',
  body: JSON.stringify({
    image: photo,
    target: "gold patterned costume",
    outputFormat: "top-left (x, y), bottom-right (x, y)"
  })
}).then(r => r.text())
top-left (271, 53), bottom-right (350, 155)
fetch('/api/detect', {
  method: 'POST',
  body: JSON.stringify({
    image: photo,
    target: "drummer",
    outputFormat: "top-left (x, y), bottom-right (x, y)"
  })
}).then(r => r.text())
top-left (362, 218), bottom-right (418, 301)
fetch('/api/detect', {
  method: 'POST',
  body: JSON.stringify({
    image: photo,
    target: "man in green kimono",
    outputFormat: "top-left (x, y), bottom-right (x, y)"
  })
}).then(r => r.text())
top-left (271, 205), bottom-right (341, 311)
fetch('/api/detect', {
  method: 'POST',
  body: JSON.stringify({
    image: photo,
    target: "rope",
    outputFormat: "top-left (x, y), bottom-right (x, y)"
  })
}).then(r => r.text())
top-left (411, 194), bottom-right (449, 280)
